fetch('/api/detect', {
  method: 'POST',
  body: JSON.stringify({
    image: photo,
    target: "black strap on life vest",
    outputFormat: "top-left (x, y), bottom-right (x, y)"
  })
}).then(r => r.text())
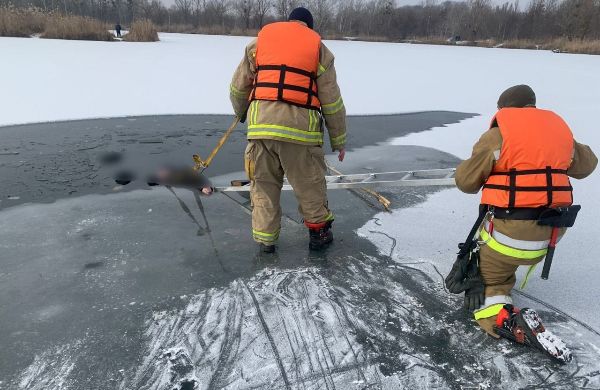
top-left (483, 167), bottom-right (572, 208)
top-left (251, 64), bottom-right (320, 110)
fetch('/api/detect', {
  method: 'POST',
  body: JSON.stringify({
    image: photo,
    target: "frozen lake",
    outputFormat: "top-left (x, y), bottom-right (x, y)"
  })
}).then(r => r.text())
top-left (1, 113), bottom-right (600, 389)
top-left (2, 31), bottom-right (600, 389)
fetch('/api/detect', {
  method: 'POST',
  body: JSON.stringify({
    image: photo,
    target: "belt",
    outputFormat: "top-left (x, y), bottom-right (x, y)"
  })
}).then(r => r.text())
top-left (489, 206), bottom-right (549, 220)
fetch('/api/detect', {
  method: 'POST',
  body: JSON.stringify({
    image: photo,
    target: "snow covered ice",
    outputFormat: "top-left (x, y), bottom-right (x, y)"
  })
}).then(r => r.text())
top-left (1, 33), bottom-right (600, 389)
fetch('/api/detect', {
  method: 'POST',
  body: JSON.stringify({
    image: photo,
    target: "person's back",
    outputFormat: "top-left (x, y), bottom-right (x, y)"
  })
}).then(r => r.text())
top-left (229, 7), bottom-right (347, 253)
top-left (450, 84), bottom-right (597, 361)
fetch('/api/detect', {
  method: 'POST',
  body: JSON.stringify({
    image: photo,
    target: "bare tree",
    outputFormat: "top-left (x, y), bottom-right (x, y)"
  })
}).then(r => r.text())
top-left (560, 0), bottom-right (597, 39)
top-left (273, 0), bottom-right (297, 20)
top-left (307, 0), bottom-right (336, 32)
top-left (233, 0), bottom-right (254, 29)
top-left (253, 0), bottom-right (270, 27)
top-left (174, 0), bottom-right (193, 23)
top-left (7, 0), bottom-right (600, 44)
top-left (204, 0), bottom-right (230, 28)
top-left (192, 0), bottom-right (205, 27)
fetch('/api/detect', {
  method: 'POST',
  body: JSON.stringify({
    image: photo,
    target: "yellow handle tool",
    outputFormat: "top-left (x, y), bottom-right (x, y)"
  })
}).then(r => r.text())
top-left (326, 162), bottom-right (392, 211)
top-left (193, 116), bottom-right (241, 172)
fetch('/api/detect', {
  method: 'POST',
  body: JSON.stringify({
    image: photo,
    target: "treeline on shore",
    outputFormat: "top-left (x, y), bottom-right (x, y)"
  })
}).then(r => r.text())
top-left (0, 6), bottom-right (159, 40)
top-left (2, 0), bottom-right (600, 54)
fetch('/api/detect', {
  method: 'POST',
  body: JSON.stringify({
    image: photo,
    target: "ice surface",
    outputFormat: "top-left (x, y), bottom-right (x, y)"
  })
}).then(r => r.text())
top-left (2, 33), bottom-right (600, 387)
top-left (2, 187), bottom-right (599, 389)
top-left (2, 33), bottom-right (600, 126)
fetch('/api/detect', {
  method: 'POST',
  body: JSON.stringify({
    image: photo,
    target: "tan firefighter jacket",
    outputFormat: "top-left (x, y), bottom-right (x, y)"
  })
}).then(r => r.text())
top-left (456, 125), bottom-right (597, 261)
top-left (229, 27), bottom-right (347, 151)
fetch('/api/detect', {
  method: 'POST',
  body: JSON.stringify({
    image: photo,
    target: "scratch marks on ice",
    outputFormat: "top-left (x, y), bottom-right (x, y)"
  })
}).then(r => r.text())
top-left (123, 266), bottom-right (386, 389)
top-left (13, 254), bottom-right (600, 389)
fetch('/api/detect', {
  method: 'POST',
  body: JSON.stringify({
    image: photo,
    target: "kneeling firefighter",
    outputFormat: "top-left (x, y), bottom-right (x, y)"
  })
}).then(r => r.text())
top-left (229, 7), bottom-right (347, 253)
top-left (446, 85), bottom-right (597, 359)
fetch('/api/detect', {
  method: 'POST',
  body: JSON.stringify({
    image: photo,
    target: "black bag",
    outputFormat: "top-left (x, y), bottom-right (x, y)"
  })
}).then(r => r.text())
top-left (537, 205), bottom-right (581, 228)
top-left (445, 205), bottom-right (487, 294)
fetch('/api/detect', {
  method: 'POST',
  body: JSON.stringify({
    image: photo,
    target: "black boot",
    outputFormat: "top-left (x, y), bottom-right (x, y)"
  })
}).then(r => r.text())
top-left (307, 221), bottom-right (333, 251)
top-left (259, 243), bottom-right (276, 254)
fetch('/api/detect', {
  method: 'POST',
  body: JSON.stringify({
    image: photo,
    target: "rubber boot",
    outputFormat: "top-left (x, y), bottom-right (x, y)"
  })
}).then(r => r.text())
top-left (259, 243), bottom-right (276, 254)
top-left (306, 220), bottom-right (333, 251)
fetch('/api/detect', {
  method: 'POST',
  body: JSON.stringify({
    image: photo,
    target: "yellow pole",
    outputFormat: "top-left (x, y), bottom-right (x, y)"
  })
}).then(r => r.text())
top-left (193, 116), bottom-right (241, 172)
top-left (326, 162), bottom-right (392, 211)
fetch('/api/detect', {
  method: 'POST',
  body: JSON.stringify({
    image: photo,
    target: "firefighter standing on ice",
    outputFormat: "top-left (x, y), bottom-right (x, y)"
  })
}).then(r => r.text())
top-left (451, 85), bottom-right (597, 345)
top-left (229, 7), bottom-right (347, 253)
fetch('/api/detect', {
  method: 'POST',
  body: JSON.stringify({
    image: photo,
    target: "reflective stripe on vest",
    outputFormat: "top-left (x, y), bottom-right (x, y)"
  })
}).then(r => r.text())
top-left (481, 108), bottom-right (574, 209)
top-left (252, 22), bottom-right (321, 110)
top-left (474, 295), bottom-right (513, 320)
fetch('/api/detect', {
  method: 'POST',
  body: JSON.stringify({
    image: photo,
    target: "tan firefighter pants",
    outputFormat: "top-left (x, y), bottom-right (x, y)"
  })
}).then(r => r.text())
top-left (244, 139), bottom-right (334, 244)
top-left (476, 244), bottom-right (545, 337)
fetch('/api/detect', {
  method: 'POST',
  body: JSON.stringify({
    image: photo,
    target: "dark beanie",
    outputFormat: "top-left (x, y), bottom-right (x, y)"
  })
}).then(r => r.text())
top-left (497, 85), bottom-right (536, 108)
top-left (289, 7), bottom-right (314, 29)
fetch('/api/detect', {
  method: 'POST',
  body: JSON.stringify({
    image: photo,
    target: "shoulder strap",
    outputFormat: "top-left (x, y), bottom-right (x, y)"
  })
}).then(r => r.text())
top-left (459, 205), bottom-right (487, 257)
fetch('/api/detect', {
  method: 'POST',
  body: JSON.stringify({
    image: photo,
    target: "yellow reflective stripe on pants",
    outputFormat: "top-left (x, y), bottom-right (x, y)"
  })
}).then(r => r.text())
top-left (520, 263), bottom-right (538, 290)
top-left (480, 228), bottom-right (548, 260)
top-left (473, 295), bottom-right (512, 320)
top-left (474, 303), bottom-right (505, 321)
top-left (253, 229), bottom-right (280, 243)
top-left (324, 212), bottom-right (334, 222)
top-left (483, 221), bottom-right (550, 250)
top-left (248, 125), bottom-right (324, 144)
top-left (322, 96), bottom-right (344, 115)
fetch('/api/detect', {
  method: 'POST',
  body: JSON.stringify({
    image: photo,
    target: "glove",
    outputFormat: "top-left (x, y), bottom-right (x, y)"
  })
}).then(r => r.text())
top-left (464, 278), bottom-right (485, 311)
top-left (463, 258), bottom-right (485, 311)
top-left (445, 253), bottom-right (470, 294)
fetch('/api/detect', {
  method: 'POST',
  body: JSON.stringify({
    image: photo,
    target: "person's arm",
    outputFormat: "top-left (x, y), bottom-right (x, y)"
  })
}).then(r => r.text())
top-left (455, 127), bottom-right (503, 194)
top-left (229, 39), bottom-right (257, 120)
top-left (568, 140), bottom-right (598, 179)
top-left (317, 43), bottom-right (346, 160)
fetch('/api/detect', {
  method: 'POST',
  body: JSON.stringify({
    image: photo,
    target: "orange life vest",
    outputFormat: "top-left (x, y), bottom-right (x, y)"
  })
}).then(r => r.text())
top-left (481, 107), bottom-right (574, 209)
top-left (251, 21), bottom-right (321, 110)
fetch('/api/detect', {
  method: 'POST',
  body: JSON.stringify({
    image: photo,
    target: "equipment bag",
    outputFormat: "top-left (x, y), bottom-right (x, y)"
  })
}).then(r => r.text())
top-left (537, 205), bottom-right (581, 228)
top-left (445, 205), bottom-right (488, 294)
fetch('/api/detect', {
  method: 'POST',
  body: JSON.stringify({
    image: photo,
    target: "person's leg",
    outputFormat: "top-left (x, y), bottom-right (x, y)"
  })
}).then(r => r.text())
top-left (475, 245), bottom-right (520, 337)
top-left (279, 143), bottom-right (333, 249)
top-left (246, 140), bottom-right (284, 249)
top-left (475, 245), bottom-right (545, 337)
